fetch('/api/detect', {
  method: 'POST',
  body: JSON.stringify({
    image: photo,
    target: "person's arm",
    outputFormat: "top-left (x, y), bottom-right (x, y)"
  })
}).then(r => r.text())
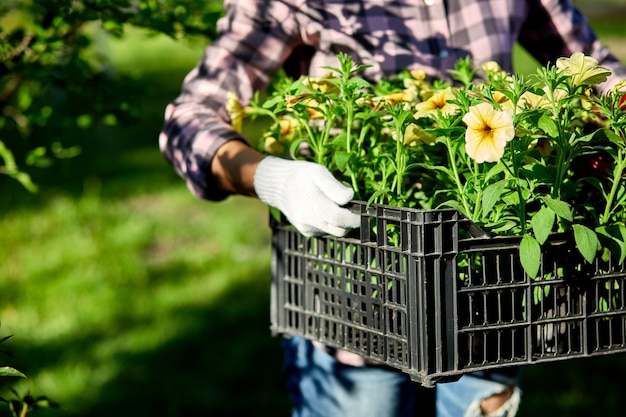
top-left (159, 0), bottom-right (300, 201)
top-left (518, 0), bottom-right (626, 91)
top-left (159, 0), bottom-right (360, 236)
top-left (210, 139), bottom-right (264, 197)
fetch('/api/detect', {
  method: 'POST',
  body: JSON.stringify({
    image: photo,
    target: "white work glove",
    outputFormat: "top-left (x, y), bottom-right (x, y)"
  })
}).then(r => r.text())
top-left (253, 156), bottom-right (360, 237)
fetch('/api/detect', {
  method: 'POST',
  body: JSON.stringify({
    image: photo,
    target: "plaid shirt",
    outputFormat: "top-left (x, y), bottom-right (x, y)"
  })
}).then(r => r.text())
top-left (160, 0), bottom-right (626, 200)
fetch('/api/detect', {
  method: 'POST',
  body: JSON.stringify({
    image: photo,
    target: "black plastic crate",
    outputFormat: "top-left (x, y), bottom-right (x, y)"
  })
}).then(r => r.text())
top-left (269, 202), bottom-right (626, 387)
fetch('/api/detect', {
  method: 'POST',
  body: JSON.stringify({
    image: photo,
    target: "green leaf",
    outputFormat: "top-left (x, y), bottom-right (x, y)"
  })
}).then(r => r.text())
top-left (482, 180), bottom-right (508, 217)
top-left (596, 224), bottom-right (626, 263)
top-left (531, 206), bottom-right (555, 245)
top-left (573, 224), bottom-right (599, 264)
top-left (521, 163), bottom-right (552, 183)
top-left (520, 234), bottom-right (541, 279)
top-left (538, 113), bottom-right (559, 138)
top-left (544, 285), bottom-right (551, 298)
top-left (347, 77), bottom-right (371, 90)
top-left (367, 189), bottom-right (390, 206)
top-left (0, 367), bottom-right (26, 378)
top-left (330, 104), bottom-right (345, 118)
top-left (262, 95), bottom-right (285, 109)
top-left (31, 396), bottom-right (58, 410)
top-left (269, 207), bottom-right (282, 224)
top-left (288, 137), bottom-right (308, 159)
top-left (436, 199), bottom-right (466, 212)
top-left (333, 151), bottom-right (352, 171)
top-left (484, 163), bottom-right (506, 183)
top-left (533, 286), bottom-right (543, 305)
top-left (595, 128), bottom-right (624, 146)
top-left (486, 220), bottom-right (517, 234)
top-left (542, 196), bottom-right (573, 222)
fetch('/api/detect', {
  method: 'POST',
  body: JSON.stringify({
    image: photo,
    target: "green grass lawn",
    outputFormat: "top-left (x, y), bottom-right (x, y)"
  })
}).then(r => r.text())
top-left (0, 29), bottom-right (290, 417)
top-left (1, 190), bottom-right (288, 417)
top-left (1, 17), bottom-right (626, 417)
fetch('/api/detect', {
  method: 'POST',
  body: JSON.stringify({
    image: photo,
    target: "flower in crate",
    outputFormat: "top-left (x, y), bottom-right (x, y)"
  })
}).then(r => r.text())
top-left (257, 115), bottom-right (306, 156)
top-left (260, 134), bottom-right (285, 154)
top-left (519, 90), bottom-right (551, 110)
top-left (414, 87), bottom-right (458, 118)
top-left (226, 92), bottom-right (246, 133)
top-left (462, 102), bottom-right (515, 163)
top-left (491, 90), bottom-right (516, 114)
top-left (404, 123), bottom-right (437, 147)
top-left (234, 52), bottom-right (626, 278)
top-left (556, 52), bottom-right (613, 88)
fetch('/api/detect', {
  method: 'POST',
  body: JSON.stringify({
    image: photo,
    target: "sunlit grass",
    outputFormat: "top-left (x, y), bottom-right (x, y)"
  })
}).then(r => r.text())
top-left (0, 27), bottom-right (283, 416)
top-left (1, 181), bottom-right (273, 414)
top-left (101, 26), bottom-right (206, 76)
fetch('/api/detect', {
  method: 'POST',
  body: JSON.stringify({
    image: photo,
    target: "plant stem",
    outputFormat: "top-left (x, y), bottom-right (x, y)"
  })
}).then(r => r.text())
top-left (504, 141), bottom-right (526, 234)
top-left (315, 109), bottom-right (335, 165)
top-left (343, 90), bottom-right (360, 193)
top-left (344, 101), bottom-right (352, 155)
top-left (247, 107), bottom-right (278, 123)
top-left (471, 160), bottom-right (482, 220)
top-left (601, 149), bottom-right (626, 224)
top-left (551, 130), bottom-right (572, 200)
top-left (445, 137), bottom-right (473, 218)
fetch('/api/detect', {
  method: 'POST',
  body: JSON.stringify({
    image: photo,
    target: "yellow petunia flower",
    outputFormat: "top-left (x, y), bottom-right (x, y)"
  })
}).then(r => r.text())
top-left (540, 86), bottom-right (569, 108)
top-left (520, 91), bottom-right (551, 110)
top-left (414, 87), bottom-right (459, 119)
top-left (610, 79), bottom-right (626, 94)
top-left (278, 115), bottom-right (302, 141)
top-left (376, 88), bottom-right (418, 105)
top-left (403, 123), bottom-right (437, 147)
top-left (285, 94), bottom-right (325, 119)
top-left (556, 52), bottom-right (612, 88)
top-left (462, 102), bottom-right (515, 163)
top-left (262, 134), bottom-right (285, 155)
top-left (410, 68), bottom-right (427, 81)
top-left (403, 69), bottom-right (430, 91)
top-left (492, 91), bottom-right (515, 115)
top-left (226, 92), bottom-right (245, 133)
top-left (481, 61), bottom-right (502, 74)
top-left (303, 73), bottom-right (339, 94)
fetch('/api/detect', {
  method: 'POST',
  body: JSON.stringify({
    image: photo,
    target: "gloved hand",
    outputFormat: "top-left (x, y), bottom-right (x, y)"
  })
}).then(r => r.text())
top-left (253, 156), bottom-right (360, 237)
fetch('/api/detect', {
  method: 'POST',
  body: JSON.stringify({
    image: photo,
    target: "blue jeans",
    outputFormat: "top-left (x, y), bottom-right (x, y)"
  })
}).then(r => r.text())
top-left (282, 336), bottom-right (521, 417)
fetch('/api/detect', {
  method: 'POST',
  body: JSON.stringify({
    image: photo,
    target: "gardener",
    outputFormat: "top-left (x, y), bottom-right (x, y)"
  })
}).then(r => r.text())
top-left (159, 0), bottom-right (626, 416)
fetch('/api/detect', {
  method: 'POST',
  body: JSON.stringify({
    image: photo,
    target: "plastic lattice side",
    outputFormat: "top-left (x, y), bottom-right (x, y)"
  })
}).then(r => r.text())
top-left (269, 202), bottom-right (626, 386)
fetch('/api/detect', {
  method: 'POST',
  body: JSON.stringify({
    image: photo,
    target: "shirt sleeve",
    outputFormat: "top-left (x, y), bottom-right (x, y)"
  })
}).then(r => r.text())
top-left (159, 0), bottom-right (300, 200)
top-left (518, 0), bottom-right (626, 92)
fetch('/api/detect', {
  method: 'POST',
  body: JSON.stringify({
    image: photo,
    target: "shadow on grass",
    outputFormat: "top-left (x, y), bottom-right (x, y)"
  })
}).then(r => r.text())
top-left (517, 355), bottom-right (626, 417)
top-left (1, 62), bottom-right (296, 416)
top-left (11, 266), bottom-right (292, 417)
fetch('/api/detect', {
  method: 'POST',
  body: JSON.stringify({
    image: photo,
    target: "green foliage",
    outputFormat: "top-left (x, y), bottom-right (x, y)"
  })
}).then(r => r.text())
top-left (0, 0), bottom-right (224, 414)
top-left (0, 333), bottom-right (25, 381)
top-left (240, 53), bottom-right (626, 279)
top-left (1, 325), bottom-right (57, 417)
top-left (0, 0), bottom-right (221, 191)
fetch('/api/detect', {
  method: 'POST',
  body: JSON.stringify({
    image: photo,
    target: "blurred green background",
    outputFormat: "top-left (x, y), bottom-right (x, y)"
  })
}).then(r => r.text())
top-left (1, 1), bottom-right (626, 416)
